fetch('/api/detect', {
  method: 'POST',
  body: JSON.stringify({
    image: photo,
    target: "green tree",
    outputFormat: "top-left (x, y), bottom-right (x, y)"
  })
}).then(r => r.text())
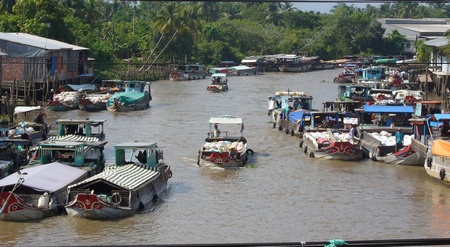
top-left (383, 29), bottom-right (408, 55)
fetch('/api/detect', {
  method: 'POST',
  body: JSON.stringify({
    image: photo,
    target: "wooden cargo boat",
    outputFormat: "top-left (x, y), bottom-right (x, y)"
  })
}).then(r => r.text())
top-left (357, 105), bottom-right (414, 161)
top-left (268, 91), bottom-right (313, 134)
top-left (207, 73), bottom-right (228, 92)
top-left (65, 141), bottom-right (172, 219)
top-left (0, 162), bottom-right (88, 221)
top-left (48, 118), bottom-right (107, 141)
top-left (302, 128), bottom-right (363, 161)
top-left (106, 81), bottom-right (151, 112)
top-left (198, 116), bottom-right (253, 168)
top-left (169, 64), bottom-right (206, 81)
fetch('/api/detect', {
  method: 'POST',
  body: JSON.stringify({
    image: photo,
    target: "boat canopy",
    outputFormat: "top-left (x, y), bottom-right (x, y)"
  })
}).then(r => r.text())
top-left (363, 105), bottom-right (414, 113)
top-left (432, 139), bottom-right (450, 157)
top-left (212, 73), bottom-right (227, 78)
top-left (288, 110), bottom-right (310, 123)
top-left (65, 84), bottom-right (97, 91)
top-left (68, 163), bottom-right (159, 191)
top-left (209, 116), bottom-right (243, 125)
top-left (14, 106), bottom-right (42, 115)
top-left (432, 114), bottom-right (450, 121)
top-left (0, 162), bottom-right (88, 192)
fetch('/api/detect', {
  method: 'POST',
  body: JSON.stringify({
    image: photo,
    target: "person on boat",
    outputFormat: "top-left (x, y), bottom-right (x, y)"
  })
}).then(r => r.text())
top-left (47, 89), bottom-right (54, 101)
top-left (293, 98), bottom-right (301, 110)
top-left (349, 124), bottom-right (356, 143)
top-left (441, 121), bottom-right (449, 137)
top-left (213, 124), bottom-right (221, 138)
top-left (395, 128), bottom-right (404, 151)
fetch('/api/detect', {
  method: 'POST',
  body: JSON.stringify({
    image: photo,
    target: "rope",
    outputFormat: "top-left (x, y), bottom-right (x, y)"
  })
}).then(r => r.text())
top-left (325, 239), bottom-right (348, 247)
top-left (0, 175), bottom-right (25, 215)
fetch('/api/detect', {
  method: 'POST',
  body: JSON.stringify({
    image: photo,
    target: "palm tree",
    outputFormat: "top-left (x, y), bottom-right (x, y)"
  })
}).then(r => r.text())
top-left (0, 0), bottom-right (16, 14)
top-left (140, 3), bottom-right (201, 70)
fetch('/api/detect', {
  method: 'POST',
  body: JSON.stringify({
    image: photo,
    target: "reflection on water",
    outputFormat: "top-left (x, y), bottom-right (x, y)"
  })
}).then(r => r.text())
top-left (3, 69), bottom-right (450, 246)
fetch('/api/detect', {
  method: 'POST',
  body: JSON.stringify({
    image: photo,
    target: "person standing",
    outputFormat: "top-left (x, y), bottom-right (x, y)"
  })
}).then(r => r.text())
top-left (213, 124), bottom-right (221, 138)
top-left (47, 89), bottom-right (54, 101)
top-left (395, 128), bottom-right (404, 151)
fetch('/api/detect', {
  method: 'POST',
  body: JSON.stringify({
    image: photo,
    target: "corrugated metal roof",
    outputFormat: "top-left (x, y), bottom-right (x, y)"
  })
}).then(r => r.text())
top-left (425, 37), bottom-right (449, 47)
top-left (68, 163), bottom-right (160, 191)
top-left (0, 32), bottom-right (89, 51)
top-left (47, 134), bottom-right (101, 143)
top-left (0, 162), bottom-right (88, 192)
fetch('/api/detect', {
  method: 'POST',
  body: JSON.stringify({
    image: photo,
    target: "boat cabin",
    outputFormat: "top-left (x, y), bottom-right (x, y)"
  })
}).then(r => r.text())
top-left (207, 116), bottom-right (244, 140)
top-left (31, 140), bottom-right (107, 175)
top-left (124, 80), bottom-right (150, 93)
top-left (53, 119), bottom-right (107, 141)
top-left (426, 114), bottom-right (450, 140)
top-left (358, 105), bottom-right (414, 129)
top-left (415, 100), bottom-right (443, 116)
top-left (323, 100), bottom-right (362, 113)
top-left (338, 85), bottom-right (371, 102)
top-left (113, 141), bottom-right (163, 168)
top-left (101, 79), bottom-right (124, 91)
top-left (307, 111), bottom-right (358, 130)
top-left (269, 91), bottom-right (313, 112)
top-left (211, 73), bottom-right (227, 84)
top-left (359, 66), bottom-right (387, 81)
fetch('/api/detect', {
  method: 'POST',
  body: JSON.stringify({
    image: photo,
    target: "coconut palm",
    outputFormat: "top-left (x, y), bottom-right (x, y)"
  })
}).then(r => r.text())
top-left (0, 0), bottom-right (16, 14)
top-left (140, 3), bottom-right (201, 70)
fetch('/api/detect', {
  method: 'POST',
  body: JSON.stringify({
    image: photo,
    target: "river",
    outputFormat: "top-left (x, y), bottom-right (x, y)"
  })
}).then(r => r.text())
top-left (1, 69), bottom-right (450, 246)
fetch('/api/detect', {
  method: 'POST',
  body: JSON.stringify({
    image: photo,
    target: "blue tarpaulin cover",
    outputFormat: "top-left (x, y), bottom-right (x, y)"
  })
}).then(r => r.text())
top-left (363, 105), bottom-right (414, 113)
top-left (288, 110), bottom-right (310, 123)
top-left (434, 114), bottom-right (450, 121)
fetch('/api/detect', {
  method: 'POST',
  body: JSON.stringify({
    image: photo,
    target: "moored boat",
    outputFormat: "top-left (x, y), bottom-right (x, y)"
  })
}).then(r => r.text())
top-left (302, 128), bottom-right (363, 160)
top-left (424, 139), bottom-right (450, 183)
top-left (357, 105), bottom-right (414, 161)
top-left (198, 116), bottom-right (253, 168)
top-left (78, 93), bottom-right (111, 112)
top-left (47, 91), bottom-right (79, 111)
top-left (268, 91), bottom-right (314, 133)
top-left (65, 141), bottom-right (172, 219)
top-left (106, 81), bottom-right (151, 112)
top-left (0, 162), bottom-right (89, 221)
top-left (169, 64), bottom-right (206, 81)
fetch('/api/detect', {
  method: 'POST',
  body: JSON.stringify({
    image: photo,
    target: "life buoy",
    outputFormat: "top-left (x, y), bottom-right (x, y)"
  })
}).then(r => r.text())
top-left (440, 169), bottom-right (446, 180)
top-left (111, 192), bottom-right (122, 205)
top-left (427, 157), bottom-right (432, 168)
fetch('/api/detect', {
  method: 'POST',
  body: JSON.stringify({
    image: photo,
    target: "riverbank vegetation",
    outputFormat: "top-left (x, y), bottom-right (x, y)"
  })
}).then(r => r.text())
top-left (0, 1), bottom-right (449, 80)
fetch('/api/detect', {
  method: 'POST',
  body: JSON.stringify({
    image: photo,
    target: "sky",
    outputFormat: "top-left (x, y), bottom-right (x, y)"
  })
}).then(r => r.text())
top-left (295, 2), bottom-right (381, 13)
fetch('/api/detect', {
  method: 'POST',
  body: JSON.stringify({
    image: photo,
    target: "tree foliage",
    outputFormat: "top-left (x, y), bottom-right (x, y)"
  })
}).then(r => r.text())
top-left (0, 1), bottom-right (447, 78)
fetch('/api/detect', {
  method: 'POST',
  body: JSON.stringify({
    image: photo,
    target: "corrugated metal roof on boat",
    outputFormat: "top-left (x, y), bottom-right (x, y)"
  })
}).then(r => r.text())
top-left (68, 163), bottom-right (160, 191)
top-left (48, 134), bottom-right (100, 143)
top-left (0, 162), bottom-right (88, 192)
top-left (0, 32), bottom-right (89, 51)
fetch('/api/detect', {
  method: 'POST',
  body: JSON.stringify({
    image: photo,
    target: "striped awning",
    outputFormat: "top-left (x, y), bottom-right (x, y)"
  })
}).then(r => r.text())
top-left (68, 163), bottom-right (160, 191)
top-left (48, 134), bottom-right (99, 142)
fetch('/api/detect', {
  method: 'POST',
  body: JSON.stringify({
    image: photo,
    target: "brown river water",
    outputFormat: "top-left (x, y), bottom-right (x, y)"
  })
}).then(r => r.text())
top-left (1, 69), bottom-right (450, 246)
